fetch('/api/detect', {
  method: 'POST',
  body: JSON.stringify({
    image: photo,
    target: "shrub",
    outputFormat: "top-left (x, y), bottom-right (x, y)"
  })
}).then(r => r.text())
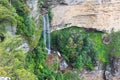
top-left (12, 0), bottom-right (36, 42)
top-left (72, 55), bottom-right (83, 69)
top-left (0, 0), bottom-right (15, 10)
top-left (0, 67), bottom-right (7, 76)
top-left (54, 72), bottom-right (65, 80)
top-left (24, 16), bottom-right (35, 38)
top-left (13, 69), bottom-right (38, 80)
top-left (25, 40), bottom-right (47, 80)
top-left (11, 0), bottom-right (30, 17)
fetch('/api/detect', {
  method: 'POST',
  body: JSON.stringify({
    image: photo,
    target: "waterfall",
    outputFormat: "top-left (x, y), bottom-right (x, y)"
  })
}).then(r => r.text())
top-left (42, 14), bottom-right (51, 54)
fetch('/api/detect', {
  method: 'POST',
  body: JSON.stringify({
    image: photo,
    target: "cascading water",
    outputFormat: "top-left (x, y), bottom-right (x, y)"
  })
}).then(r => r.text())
top-left (42, 14), bottom-right (51, 54)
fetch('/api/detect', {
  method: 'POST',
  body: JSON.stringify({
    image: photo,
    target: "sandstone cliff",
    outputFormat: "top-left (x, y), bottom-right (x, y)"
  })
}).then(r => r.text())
top-left (51, 0), bottom-right (120, 32)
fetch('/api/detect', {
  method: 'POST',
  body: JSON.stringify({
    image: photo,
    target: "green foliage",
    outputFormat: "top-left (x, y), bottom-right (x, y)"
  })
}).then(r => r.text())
top-left (0, 1), bottom-right (17, 25)
top-left (0, 0), bottom-right (58, 79)
top-left (0, 33), bottom-right (37, 80)
top-left (0, 0), bottom-right (35, 41)
top-left (16, 16), bottom-right (26, 34)
top-left (11, 0), bottom-right (30, 17)
top-left (0, 67), bottom-right (7, 76)
top-left (0, 34), bottom-right (24, 68)
top-left (48, 9), bottom-right (53, 22)
top-left (108, 31), bottom-right (120, 57)
top-left (26, 39), bottom-right (80, 80)
top-left (0, 33), bottom-right (23, 52)
top-left (16, 15), bottom-right (41, 48)
top-left (51, 27), bottom-right (97, 69)
top-left (0, 0), bottom-right (15, 10)
top-left (87, 32), bottom-right (108, 63)
top-left (13, 69), bottom-right (38, 80)
top-left (11, 0), bottom-right (42, 48)
top-left (17, 16), bottom-right (35, 38)
top-left (29, 16), bottom-right (43, 48)
top-left (73, 55), bottom-right (84, 69)
top-left (26, 39), bottom-right (48, 80)
top-left (54, 72), bottom-right (65, 80)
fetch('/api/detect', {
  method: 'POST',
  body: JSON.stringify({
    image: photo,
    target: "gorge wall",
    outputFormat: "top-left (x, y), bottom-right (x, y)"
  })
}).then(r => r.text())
top-left (26, 0), bottom-right (40, 28)
top-left (50, 1), bottom-right (120, 80)
top-left (51, 0), bottom-right (120, 32)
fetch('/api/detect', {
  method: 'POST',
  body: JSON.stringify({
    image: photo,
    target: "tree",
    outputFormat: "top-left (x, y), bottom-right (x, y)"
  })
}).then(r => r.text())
top-left (72, 55), bottom-right (83, 69)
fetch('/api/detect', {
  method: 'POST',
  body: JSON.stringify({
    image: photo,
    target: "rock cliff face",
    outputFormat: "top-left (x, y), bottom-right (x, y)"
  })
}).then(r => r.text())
top-left (51, 0), bottom-right (120, 32)
top-left (4, 22), bottom-right (16, 35)
top-left (26, 0), bottom-right (40, 27)
top-left (80, 58), bottom-right (120, 80)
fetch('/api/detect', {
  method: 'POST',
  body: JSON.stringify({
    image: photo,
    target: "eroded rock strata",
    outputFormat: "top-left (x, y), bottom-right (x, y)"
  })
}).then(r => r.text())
top-left (51, 0), bottom-right (120, 32)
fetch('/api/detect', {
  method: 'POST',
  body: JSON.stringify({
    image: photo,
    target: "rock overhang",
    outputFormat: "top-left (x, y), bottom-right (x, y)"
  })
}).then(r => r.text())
top-left (51, 1), bottom-right (120, 32)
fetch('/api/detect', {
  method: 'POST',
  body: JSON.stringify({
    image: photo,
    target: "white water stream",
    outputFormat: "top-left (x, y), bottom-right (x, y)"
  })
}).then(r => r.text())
top-left (42, 14), bottom-right (51, 54)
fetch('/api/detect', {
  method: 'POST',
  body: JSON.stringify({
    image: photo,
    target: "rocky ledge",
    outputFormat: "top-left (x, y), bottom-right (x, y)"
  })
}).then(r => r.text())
top-left (80, 58), bottom-right (120, 80)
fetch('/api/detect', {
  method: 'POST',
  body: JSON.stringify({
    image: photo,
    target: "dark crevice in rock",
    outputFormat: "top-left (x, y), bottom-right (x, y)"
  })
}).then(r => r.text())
top-left (109, 57), bottom-right (116, 76)
top-left (0, 33), bottom-right (5, 42)
top-left (85, 28), bottom-right (105, 33)
top-left (103, 63), bottom-right (107, 80)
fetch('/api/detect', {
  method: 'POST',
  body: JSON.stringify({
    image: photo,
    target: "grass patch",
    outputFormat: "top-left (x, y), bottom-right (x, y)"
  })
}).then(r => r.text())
top-left (87, 32), bottom-right (108, 62)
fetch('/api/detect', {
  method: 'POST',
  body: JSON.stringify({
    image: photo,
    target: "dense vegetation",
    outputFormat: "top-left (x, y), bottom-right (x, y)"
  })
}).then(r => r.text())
top-left (26, 38), bottom-right (81, 80)
top-left (0, 0), bottom-right (17, 31)
top-left (11, 0), bottom-right (41, 48)
top-left (0, 33), bottom-right (38, 80)
top-left (51, 27), bottom-right (120, 70)
top-left (0, 0), bottom-right (39, 79)
top-left (1, 0), bottom-right (120, 80)
top-left (51, 27), bottom-right (98, 69)
top-left (0, 0), bottom-right (81, 80)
